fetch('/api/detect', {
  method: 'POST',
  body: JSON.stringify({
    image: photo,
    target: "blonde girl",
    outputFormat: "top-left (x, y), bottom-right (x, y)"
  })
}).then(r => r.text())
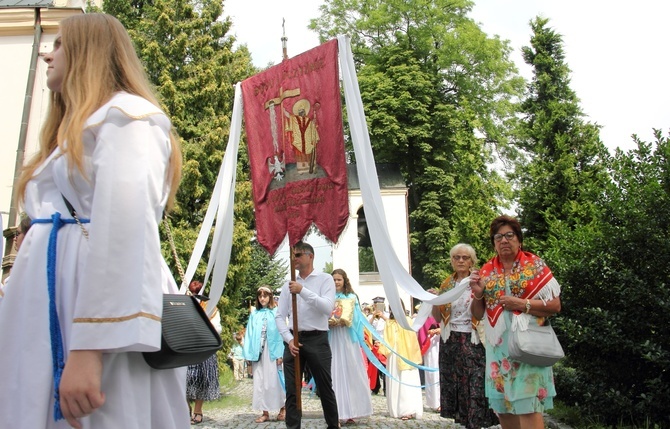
top-left (0, 14), bottom-right (186, 429)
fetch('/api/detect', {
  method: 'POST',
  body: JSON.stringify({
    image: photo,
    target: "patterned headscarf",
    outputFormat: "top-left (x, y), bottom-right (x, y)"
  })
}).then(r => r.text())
top-left (480, 250), bottom-right (557, 329)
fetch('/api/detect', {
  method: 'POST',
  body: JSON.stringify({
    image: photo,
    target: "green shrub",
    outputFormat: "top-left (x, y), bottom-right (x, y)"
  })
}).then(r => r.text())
top-left (543, 132), bottom-right (670, 427)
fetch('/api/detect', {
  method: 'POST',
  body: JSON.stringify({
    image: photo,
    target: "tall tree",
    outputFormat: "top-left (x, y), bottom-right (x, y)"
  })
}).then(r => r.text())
top-left (516, 17), bottom-right (609, 248)
top-left (518, 19), bottom-right (669, 426)
top-left (238, 241), bottom-right (289, 320)
top-left (311, 0), bottom-right (524, 286)
top-left (104, 0), bottom-right (258, 350)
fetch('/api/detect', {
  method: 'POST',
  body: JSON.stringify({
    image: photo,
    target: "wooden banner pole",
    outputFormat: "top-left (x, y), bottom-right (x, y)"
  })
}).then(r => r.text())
top-left (290, 246), bottom-right (302, 411)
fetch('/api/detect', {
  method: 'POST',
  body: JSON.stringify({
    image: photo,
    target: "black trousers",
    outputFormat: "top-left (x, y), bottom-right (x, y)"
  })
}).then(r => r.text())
top-left (372, 363), bottom-right (386, 395)
top-left (283, 331), bottom-right (339, 429)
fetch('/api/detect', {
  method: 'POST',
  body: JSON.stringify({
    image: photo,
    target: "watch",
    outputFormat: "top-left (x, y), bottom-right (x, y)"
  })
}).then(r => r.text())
top-left (525, 299), bottom-right (531, 314)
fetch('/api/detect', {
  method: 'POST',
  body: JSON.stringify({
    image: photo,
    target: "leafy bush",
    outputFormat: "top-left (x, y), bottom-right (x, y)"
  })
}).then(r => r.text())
top-left (544, 131), bottom-right (670, 427)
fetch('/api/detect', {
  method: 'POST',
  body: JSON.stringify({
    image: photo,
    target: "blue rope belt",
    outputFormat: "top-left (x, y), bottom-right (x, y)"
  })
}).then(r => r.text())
top-left (32, 212), bottom-right (90, 421)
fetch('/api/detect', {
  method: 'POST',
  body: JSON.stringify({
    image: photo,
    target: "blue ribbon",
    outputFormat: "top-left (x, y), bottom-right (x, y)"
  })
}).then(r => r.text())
top-left (32, 212), bottom-right (90, 421)
top-left (357, 308), bottom-right (439, 388)
top-left (327, 294), bottom-right (438, 389)
top-left (278, 368), bottom-right (286, 392)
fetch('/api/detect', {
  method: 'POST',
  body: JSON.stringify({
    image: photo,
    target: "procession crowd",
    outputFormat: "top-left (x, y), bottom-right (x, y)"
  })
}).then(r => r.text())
top-left (214, 220), bottom-right (561, 429)
top-left (0, 13), bottom-right (561, 429)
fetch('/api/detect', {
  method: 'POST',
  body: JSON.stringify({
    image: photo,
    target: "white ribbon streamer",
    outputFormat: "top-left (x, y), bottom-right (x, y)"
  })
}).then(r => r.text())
top-left (338, 35), bottom-right (468, 330)
top-left (180, 83), bottom-right (243, 317)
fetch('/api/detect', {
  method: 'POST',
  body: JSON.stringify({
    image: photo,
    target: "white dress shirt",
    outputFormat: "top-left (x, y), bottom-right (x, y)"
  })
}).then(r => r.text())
top-left (275, 269), bottom-right (336, 344)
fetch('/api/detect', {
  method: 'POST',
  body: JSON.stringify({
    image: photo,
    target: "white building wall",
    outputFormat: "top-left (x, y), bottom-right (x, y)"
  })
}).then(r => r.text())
top-left (0, 11), bottom-right (62, 230)
top-left (332, 187), bottom-right (412, 311)
top-left (331, 203), bottom-right (359, 285)
top-left (1, 8), bottom-right (81, 280)
top-left (0, 34), bottom-right (33, 228)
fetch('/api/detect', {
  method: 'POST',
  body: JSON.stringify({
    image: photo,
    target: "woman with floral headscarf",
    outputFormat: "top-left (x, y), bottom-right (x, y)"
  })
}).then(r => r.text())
top-left (470, 215), bottom-right (561, 429)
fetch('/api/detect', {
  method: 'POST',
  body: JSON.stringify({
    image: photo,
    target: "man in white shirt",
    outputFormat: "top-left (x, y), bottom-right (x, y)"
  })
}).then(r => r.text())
top-left (275, 241), bottom-right (339, 429)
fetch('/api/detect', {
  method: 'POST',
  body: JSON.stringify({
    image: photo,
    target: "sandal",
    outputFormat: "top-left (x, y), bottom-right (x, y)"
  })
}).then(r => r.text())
top-left (276, 409), bottom-right (285, 421)
top-left (400, 415), bottom-right (412, 421)
top-left (191, 413), bottom-right (203, 425)
top-left (345, 418), bottom-right (356, 424)
top-left (255, 414), bottom-right (270, 423)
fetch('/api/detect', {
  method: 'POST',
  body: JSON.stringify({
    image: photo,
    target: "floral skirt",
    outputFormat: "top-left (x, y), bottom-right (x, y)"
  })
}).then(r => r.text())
top-left (186, 354), bottom-right (221, 401)
top-left (485, 323), bottom-right (556, 415)
top-left (440, 331), bottom-right (497, 429)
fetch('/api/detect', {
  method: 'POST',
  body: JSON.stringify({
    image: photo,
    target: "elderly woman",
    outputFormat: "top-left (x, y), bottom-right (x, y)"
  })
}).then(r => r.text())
top-left (431, 243), bottom-right (495, 429)
top-left (470, 215), bottom-right (561, 429)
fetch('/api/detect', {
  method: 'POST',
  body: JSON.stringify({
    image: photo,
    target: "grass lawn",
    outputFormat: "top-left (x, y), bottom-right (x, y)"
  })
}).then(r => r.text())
top-left (201, 363), bottom-right (247, 412)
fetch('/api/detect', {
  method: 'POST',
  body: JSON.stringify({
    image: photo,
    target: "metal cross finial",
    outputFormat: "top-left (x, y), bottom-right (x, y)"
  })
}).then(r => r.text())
top-left (281, 18), bottom-right (288, 60)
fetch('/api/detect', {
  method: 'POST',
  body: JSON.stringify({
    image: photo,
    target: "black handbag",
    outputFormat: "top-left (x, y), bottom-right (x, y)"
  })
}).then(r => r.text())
top-left (62, 195), bottom-right (222, 370)
top-left (142, 217), bottom-right (223, 369)
top-left (142, 293), bottom-right (223, 369)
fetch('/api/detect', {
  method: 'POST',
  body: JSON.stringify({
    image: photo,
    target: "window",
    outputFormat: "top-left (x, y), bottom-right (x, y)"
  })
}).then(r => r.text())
top-left (357, 207), bottom-right (378, 273)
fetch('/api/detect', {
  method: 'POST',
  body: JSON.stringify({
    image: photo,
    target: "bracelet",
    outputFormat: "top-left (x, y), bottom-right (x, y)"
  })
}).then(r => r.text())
top-left (473, 293), bottom-right (484, 300)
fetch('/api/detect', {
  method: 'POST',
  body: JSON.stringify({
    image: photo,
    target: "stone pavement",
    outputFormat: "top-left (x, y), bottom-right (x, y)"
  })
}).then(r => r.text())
top-left (196, 377), bottom-right (503, 429)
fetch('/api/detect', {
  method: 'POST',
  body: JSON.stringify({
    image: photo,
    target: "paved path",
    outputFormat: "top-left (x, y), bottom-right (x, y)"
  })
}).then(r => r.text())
top-left (197, 378), bottom-right (503, 429)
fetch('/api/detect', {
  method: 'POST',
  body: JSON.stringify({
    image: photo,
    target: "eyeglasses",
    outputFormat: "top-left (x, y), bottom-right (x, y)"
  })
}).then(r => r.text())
top-left (294, 252), bottom-right (312, 258)
top-left (493, 231), bottom-right (516, 242)
top-left (451, 255), bottom-right (471, 261)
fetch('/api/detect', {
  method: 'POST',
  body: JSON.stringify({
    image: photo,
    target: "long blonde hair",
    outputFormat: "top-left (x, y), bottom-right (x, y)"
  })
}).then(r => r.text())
top-left (17, 13), bottom-right (181, 209)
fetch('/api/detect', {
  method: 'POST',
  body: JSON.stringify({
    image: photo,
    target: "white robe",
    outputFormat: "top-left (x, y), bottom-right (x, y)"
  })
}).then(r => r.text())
top-left (385, 354), bottom-right (424, 419)
top-left (251, 344), bottom-right (285, 412)
top-left (0, 276), bottom-right (7, 301)
top-left (330, 325), bottom-right (373, 420)
top-left (0, 92), bottom-right (189, 429)
top-left (423, 334), bottom-right (440, 409)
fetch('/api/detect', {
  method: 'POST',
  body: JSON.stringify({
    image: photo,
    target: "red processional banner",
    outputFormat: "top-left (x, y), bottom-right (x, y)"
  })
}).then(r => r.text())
top-left (241, 39), bottom-right (348, 255)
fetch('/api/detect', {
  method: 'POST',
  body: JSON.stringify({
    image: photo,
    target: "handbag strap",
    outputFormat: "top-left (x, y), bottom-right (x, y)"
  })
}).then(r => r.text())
top-left (61, 194), bottom-right (89, 239)
top-left (503, 277), bottom-right (516, 327)
top-left (61, 194), bottom-right (188, 293)
top-left (162, 216), bottom-right (185, 287)
top-left (162, 218), bottom-right (211, 299)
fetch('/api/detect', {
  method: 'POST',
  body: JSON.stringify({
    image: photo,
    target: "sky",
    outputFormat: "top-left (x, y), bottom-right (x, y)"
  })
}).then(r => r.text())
top-left (223, 0), bottom-right (670, 274)
top-left (273, 233), bottom-right (333, 283)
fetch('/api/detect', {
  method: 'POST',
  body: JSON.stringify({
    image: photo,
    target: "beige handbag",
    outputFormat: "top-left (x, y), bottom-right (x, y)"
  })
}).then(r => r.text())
top-left (508, 319), bottom-right (564, 367)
